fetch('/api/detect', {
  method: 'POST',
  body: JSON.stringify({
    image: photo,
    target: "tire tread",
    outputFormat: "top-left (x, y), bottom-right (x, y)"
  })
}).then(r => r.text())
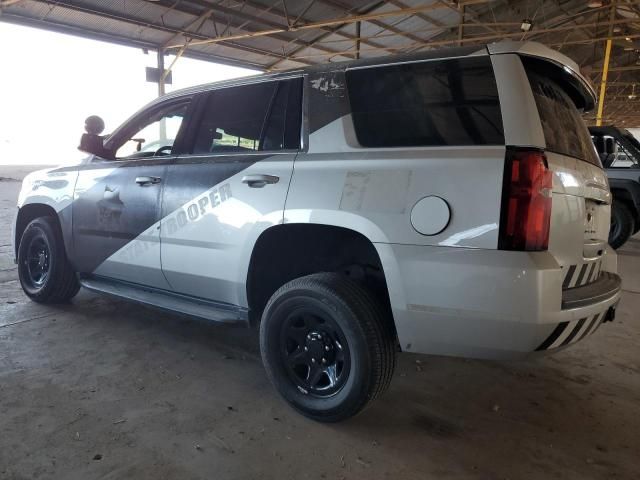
top-left (262, 272), bottom-right (396, 421)
top-left (18, 216), bottom-right (80, 304)
top-left (609, 202), bottom-right (635, 250)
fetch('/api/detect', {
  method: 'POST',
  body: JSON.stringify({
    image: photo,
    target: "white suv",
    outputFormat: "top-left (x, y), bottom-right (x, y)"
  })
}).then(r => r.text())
top-left (12, 41), bottom-right (621, 422)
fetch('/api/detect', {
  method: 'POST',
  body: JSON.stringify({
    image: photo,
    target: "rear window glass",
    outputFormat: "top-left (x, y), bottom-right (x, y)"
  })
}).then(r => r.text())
top-left (345, 56), bottom-right (504, 148)
top-left (525, 68), bottom-right (600, 167)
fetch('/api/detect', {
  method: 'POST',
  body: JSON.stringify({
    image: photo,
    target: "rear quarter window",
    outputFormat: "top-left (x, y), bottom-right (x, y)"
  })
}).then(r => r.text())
top-left (345, 56), bottom-right (504, 148)
top-left (524, 62), bottom-right (600, 167)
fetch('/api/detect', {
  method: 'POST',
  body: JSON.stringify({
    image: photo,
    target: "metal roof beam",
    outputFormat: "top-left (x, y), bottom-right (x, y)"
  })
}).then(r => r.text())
top-left (312, 0), bottom-right (428, 47)
top-left (169, 0), bottom-right (492, 49)
top-left (161, 0), bottom-right (356, 61)
top-left (0, 11), bottom-right (264, 69)
top-left (282, 15), bottom-right (640, 62)
top-left (263, 1), bottom-right (391, 70)
top-left (235, 0), bottom-right (392, 51)
top-left (36, 0), bottom-right (310, 66)
top-left (388, 0), bottom-right (447, 29)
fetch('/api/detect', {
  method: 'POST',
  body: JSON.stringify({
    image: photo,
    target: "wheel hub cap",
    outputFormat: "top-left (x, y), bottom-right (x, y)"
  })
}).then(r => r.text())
top-left (280, 312), bottom-right (350, 398)
top-left (23, 236), bottom-right (50, 288)
top-left (305, 331), bottom-right (334, 364)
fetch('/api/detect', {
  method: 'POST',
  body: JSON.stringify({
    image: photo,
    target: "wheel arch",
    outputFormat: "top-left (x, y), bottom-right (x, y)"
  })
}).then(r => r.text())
top-left (14, 204), bottom-right (68, 261)
top-left (246, 223), bottom-right (397, 338)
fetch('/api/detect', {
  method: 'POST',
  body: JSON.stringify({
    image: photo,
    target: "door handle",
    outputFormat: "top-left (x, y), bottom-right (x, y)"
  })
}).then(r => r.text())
top-left (135, 176), bottom-right (162, 186)
top-left (242, 174), bottom-right (279, 188)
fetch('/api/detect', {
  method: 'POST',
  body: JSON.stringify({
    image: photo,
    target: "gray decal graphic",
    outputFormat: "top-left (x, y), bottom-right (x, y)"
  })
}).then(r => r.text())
top-left (307, 71), bottom-right (350, 134)
top-left (164, 183), bottom-right (232, 235)
top-left (97, 186), bottom-right (124, 226)
top-left (113, 183), bottom-right (234, 264)
top-left (310, 73), bottom-right (345, 97)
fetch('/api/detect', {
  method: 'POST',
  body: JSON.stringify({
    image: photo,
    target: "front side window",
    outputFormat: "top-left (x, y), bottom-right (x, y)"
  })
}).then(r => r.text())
top-left (345, 56), bottom-right (504, 148)
top-left (115, 102), bottom-right (189, 159)
top-left (191, 78), bottom-right (302, 155)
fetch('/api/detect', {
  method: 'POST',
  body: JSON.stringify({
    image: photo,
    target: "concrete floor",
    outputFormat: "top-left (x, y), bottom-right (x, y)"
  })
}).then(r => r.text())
top-left (0, 165), bottom-right (639, 480)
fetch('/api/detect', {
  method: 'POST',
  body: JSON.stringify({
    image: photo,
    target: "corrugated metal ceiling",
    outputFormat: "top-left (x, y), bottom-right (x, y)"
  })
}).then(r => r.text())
top-left (2, 0), bottom-right (640, 124)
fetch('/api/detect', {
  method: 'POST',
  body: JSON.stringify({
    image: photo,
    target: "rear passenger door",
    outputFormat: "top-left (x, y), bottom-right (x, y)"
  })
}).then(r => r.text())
top-left (160, 77), bottom-right (303, 306)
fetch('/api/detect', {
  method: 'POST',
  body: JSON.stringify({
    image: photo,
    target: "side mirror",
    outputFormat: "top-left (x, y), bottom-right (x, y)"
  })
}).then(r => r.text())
top-left (78, 115), bottom-right (114, 159)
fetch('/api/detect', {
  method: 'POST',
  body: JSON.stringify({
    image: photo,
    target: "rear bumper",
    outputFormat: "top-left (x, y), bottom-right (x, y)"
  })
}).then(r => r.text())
top-left (375, 243), bottom-right (620, 360)
top-left (562, 272), bottom-right (621, 309)
top-left (535, 302), bottom-right (618, 352)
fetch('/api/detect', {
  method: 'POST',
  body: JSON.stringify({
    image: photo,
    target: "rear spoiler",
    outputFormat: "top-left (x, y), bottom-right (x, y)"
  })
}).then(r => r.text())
top-left (487, 41), bottom-right (596, 112)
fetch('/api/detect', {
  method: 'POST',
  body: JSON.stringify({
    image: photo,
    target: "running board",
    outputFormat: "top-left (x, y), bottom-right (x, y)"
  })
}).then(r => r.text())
top-left (79, 275), bottom-right (249, 325)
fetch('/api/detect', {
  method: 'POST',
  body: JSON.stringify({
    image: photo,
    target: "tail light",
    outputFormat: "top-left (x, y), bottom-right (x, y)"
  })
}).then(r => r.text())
top-left (498, 148), bottom-right (553, 251)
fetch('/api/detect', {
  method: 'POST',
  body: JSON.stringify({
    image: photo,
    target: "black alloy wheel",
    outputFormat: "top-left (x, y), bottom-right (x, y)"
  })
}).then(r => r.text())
top-left (17, 216), bottom-right (80, 303)
top-left (22, 234), bottom-right (51, 290)
top-left (260, 272), bottom-right (396, 422)
top-left (280, 308), bottom-right (351, 397)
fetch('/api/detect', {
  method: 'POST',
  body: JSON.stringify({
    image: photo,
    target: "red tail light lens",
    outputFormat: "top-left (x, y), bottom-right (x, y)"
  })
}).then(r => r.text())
top-left (498, 148), bottom-right (553, 251)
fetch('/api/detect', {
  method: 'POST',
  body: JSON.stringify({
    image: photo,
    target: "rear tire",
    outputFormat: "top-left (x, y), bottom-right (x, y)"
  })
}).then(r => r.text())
top-left (609, 202), bottom-right (635, 249)
top-left (260, 272), bottom-right (396, 423)
top-left (17, 216), bottom-right (80, 303)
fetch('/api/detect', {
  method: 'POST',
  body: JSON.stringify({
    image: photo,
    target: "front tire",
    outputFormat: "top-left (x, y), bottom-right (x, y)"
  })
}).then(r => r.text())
top-left (260, 273), bottom-right (396, 422)
top-left (609, 202), bottom-right (635, 249)
top-left (17, 216), bottom-right (80, 303)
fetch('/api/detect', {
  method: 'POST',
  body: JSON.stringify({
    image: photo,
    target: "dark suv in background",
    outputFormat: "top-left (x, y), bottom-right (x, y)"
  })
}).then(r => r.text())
top-left (590, 126), bottom-right (640, 249)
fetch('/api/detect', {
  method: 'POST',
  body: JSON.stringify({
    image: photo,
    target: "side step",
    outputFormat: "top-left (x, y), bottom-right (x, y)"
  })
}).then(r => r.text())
top-left (79, 275), bottom-right (249, 325)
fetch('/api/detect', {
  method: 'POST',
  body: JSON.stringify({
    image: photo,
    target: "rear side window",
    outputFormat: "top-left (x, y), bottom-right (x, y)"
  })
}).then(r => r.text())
top-left (345, 56), bottom-right (504, 148)
top-left (191, 78), bottom-right (302, 154)
top-left (525, 66), bottom-right (600, 167)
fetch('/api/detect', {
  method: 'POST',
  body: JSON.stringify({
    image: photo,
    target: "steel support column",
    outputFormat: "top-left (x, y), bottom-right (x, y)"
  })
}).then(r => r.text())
top-left (596, 2), bottom-right (616, 127)
top-left (157, 49), bottom-right (166, 97)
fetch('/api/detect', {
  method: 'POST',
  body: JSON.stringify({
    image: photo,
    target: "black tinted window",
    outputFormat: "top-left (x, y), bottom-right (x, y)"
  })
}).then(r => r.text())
top-left (262, 78), bottom-right (303, 151)
top-left (284, 78), bottom-right (303, 149)
top-left (525, 67), bottom-right (600, 166)
top-left (192, 78), bottom-right (301, 154)
top-left (345, 57), bottom-right (504, 148)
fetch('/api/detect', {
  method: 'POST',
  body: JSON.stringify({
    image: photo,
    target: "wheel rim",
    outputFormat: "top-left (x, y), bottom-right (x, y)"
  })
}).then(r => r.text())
top-left (279, 308), bottom-right (351, 398)
top-left (24, 235), bottom-right (50, 289)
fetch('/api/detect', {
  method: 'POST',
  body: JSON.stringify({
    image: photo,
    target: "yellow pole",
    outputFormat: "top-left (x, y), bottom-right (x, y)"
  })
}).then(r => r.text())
top-left (596, 39), bottom-right (612, 127)
top-left (596, 2), bottom-right (616, 126)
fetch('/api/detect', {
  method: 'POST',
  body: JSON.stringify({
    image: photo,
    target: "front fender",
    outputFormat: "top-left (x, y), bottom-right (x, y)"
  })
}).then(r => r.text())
top-left (15, 168), bottom-right (79, 264)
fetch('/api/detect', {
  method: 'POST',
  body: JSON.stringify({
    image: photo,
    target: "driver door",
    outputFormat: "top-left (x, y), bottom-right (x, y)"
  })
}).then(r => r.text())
top-left (72, 97), bottom-right (192, 289)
